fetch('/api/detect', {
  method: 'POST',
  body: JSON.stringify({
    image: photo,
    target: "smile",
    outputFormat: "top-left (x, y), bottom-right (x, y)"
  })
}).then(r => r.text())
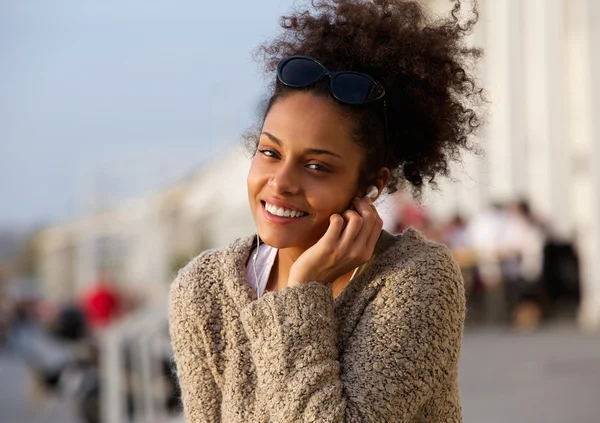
top-left (263, 202), bottom-right (308, 218)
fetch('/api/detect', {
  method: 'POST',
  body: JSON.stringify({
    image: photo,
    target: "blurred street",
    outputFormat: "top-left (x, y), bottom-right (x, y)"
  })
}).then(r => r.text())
top-left (460, 324), bottom-right (600, 423)
top-left (0, 348), bottom-right (78, 423)
top-left (1, 323), bottom-right (598, 423)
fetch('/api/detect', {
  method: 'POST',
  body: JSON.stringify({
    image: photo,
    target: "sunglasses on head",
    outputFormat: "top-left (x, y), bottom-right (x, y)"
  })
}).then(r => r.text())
top-left (276, 55), bottom-right (390, 166)
top-left (276, 55), bottom-right (386, 104)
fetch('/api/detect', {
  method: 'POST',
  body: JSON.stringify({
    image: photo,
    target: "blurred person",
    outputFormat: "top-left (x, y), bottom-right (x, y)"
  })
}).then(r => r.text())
top-left (466, 202), bottom-right (505, 286)
top-left (498, 200), bottom-right (546, 329)
top-left (0, 275), bottom-right (9, 348)
top-left (7, 295), bottom-right (39, 351)
top-left (81, 270), bottom-right (121, 332)
top-left (50, 302), bottom-right (88, 342)
top-left (465, 202), bottom-right (507, 323)
top-left (393, 202), bottom-right (428, 234)
top-left (443, 215), bottom-right (478, 292)
top-left (443, 215), bottom-right (469, 250)
top-left (5, 296), bottom-right (74, 414)
top-left (169, 1), bottom-right (483, 422)
top-left (391, 201), bottom-right (447, 241)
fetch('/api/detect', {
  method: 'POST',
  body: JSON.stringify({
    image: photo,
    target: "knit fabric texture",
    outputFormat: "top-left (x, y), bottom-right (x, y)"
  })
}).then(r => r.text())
top-left (169, 228), bottom-right (466, 422)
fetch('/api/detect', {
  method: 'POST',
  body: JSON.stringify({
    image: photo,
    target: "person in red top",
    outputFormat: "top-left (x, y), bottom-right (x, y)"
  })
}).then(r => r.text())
top-left (81, 273), bottom-right (121, 331)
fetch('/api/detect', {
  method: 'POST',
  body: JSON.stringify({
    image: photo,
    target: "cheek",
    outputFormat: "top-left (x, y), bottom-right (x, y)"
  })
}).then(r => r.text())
top-left (307, 183), bottom-right (355, 218)
top-left (248, 157), bottom-right (267, 182)
top-left (246, 162), bottom-right (262, 206)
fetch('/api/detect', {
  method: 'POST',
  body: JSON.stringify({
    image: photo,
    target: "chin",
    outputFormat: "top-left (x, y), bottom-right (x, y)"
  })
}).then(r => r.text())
top-left (257, 226), bottom-right (318, 250)
top-left (258, 232), bottom-right (300, 249)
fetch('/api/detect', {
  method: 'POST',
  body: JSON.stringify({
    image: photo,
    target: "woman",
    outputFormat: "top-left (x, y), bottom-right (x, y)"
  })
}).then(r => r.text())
top-left (169, 0), bottom-right (482, 421)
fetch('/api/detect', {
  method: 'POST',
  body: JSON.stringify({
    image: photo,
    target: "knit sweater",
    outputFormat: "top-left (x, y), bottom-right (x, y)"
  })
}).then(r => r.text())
top-left (169, 228), bottom-right (466, 423)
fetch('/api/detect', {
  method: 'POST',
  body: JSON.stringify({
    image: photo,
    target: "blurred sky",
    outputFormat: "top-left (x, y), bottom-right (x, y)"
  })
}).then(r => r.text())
top-left (0, 0), bottom-right (291, 229)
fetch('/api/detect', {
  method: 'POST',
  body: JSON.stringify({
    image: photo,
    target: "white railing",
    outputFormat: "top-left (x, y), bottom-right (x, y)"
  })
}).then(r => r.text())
top-left (100, 304), bottom-right (181, 423)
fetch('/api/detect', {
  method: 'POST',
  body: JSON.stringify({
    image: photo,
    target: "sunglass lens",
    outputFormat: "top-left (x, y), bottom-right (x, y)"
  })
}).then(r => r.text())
top-left (280, 58), bottom-right (324, 87)
top-left (332, 73), bottom-right (375, 104)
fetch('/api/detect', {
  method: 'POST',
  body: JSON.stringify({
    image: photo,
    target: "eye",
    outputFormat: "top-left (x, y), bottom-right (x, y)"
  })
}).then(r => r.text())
top-left (306, 163), bottom-right (331, 173)
top-left (257, 148), bottom-right (280, 159)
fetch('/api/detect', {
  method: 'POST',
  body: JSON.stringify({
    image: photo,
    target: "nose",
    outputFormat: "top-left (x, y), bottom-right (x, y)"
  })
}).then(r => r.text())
top-left (268, 161), bottom-right (300, 195)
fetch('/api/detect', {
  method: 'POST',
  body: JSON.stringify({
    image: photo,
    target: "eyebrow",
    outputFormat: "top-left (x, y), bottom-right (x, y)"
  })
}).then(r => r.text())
top-left (261, 132), bottom-right (343, 159)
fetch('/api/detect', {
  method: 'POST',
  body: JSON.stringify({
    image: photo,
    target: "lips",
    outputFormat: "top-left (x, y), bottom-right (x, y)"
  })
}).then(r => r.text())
top-left (263, 202), bottom-right (307, 218)
top-left (260, 198), bottom-right (309, 221)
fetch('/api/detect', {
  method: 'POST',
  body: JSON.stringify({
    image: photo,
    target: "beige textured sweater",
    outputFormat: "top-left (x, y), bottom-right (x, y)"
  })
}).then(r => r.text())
top-left (169, 228), bottom-right (466, 422)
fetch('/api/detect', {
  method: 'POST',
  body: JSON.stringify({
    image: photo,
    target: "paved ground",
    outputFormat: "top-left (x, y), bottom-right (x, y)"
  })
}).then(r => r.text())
top-left (0, 348), bottom-right (78, 423)
top-left (460, 324), bottom-right (600, 423)
top-left (1, 323), bottom-right (599, 423)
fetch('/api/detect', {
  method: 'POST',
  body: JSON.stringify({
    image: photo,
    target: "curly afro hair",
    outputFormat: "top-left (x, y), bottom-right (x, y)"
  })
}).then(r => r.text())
top-left (246, 0), bottom-right (484, 196)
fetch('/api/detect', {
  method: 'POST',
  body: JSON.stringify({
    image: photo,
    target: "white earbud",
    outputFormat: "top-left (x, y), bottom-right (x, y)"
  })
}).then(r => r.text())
top-left (365, 185), bottom-right (378, 199)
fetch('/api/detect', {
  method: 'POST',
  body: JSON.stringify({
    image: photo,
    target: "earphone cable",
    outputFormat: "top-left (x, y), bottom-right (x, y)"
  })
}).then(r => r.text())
top-left (253, 233), bottom-right (260, 299)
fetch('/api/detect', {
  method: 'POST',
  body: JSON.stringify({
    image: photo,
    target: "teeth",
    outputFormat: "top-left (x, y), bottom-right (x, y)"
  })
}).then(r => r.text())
top-left (264, 202), bottom-right (305, 218)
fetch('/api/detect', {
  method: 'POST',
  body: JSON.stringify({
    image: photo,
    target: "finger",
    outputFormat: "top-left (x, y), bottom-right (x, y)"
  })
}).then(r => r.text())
top-left (353, 197), bottom-right (378, 225)
top-left (340, 209), bottom-right (363, 245)
top-left (353, 197), bottom-right (379, 246)
top-left (365, 214), bottom-right (384, 253)
top-left (361, 195), bottom-right (378, 212)
top-left (320, 214), bottom-right (345, 246)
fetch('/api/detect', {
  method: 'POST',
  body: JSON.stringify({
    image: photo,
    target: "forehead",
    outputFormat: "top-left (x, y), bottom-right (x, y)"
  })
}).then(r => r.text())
top-left (262, 92), bottom-right (363, 157)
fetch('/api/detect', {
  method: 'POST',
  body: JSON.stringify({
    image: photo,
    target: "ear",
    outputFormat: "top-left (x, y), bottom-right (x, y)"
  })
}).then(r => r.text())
top-left (371, 167), bottom-right (391, 201)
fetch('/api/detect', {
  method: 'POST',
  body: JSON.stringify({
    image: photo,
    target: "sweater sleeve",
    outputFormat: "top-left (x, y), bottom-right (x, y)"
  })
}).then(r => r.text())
top-left (169, 274), bottom-right (222, 423)
top-left (239, 246), bottom-right (465, 423)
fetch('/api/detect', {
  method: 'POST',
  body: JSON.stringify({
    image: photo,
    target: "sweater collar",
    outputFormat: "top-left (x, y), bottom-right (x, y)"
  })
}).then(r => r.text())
top-left (220, 228), bottom-right (424, 313)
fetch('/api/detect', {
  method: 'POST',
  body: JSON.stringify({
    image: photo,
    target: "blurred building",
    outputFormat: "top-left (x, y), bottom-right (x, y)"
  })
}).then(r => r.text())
top-left (33, 0), bottom-right (600, 329)
top-left (34, 146), bottom-right (253, 305)
top-left (424, 0), bottom-right (600, 329)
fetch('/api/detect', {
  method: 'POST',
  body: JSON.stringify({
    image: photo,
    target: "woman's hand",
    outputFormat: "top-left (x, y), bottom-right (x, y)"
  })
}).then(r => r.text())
top-left (288, 196), bottom-right (384, 286)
